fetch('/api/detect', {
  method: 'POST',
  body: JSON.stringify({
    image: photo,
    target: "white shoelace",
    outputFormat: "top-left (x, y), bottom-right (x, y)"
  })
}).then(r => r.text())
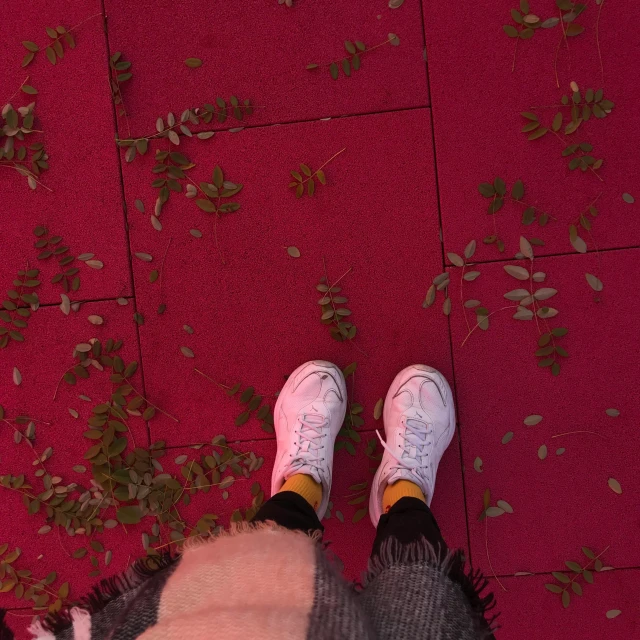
top-left (286, 413), bottom-right (327, 477)
top-left (376, 417), bottom-right (433, 487)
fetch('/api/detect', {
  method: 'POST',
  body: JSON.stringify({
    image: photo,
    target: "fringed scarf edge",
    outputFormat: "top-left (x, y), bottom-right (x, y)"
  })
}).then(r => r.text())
top-left (364, 536), bottom-right (500, 639)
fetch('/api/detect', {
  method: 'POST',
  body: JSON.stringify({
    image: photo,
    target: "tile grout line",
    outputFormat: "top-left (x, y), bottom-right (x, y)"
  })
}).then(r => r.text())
top-left (98, 5), bottom-right (151, 447)
top-left (418, 1), bottom-right (475, 566)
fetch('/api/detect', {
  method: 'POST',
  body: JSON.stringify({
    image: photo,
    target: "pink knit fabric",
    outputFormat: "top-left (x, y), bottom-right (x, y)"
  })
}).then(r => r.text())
top-left (138, 526), bottom-right (317, 640)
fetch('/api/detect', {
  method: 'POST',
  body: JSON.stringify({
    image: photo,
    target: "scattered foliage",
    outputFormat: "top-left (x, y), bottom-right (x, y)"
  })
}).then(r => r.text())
top-left (1, 95), bottom-right (49, 190)
top-left (0, 544), bottom-right (70, 613)
top-left (306, 34), bottom-right (400, 80)
top-left (33, 226), bottom-right (102, 293)
top-left (521, 85), bottom-right (613, 179)
top-left (109, 52), bottom-right (132, 135)
top-left (544, 545), bottom-right (610, 608)
top-left (289, 148), bottom-right (345, 198)
top-left (0, 267), bottom-right (40, 349)
top-left (194, 369), bottom-right (275, 434)
top-left (117, 98), bottom-right (254, 163)
top-left (317, 260), bottom-right (357, 342)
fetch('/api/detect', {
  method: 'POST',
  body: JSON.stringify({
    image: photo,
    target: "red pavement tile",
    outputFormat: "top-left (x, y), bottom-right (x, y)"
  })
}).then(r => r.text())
top-left (102, 0), bottom-right (428, 135)
top-left (422, 0), bottom-right (640, 262)
top-left (0, 301), bottom-right (145, 613)
top-left (1, 0), bottom-right (131, 304)
top-left (491, 570), bottom-right (639, 639)
top-left (444, 248), bottom-right (640, 575)
top-left (119, 109), bottom-right (453, 444)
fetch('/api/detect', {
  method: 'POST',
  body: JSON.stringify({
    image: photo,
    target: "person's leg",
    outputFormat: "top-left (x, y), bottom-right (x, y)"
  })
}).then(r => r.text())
top-left (371, 495), bottom-right (448, 560)
top-left (363, 365), bottom-right (497, 639)
top-left (253, 360), bottom-right (347, 534)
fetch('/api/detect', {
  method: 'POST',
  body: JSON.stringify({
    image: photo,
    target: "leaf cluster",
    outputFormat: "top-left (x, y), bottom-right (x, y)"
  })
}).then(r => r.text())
top-left (34, 226), bottom-right (101, 292)
top-left (307, 35), bottom-right (399, 80)
top-left (478, 488), bottom-right (514, 521)
top-left (109, 52), bottom-right (132, 117)
top-left (224, 383), bottom-right (274, 434)
top-left (0, 544), bottom-right (69, 613)
top-left (289, 162), bottom-right (326, 198)
top-left (569, 201), bottom-right (599, 253)
top-left (22, 26), bottom-right (75, 67)
top-left (1, 101), bottom-right (48, 189)
top-left (117, 97), bottom-right (254, 162)
top-left (317, 273), bottom-right (356, 342)
top-left (522, 88), bottom-right (614, 141)
top-left (535, 327), bottom-right (568, 376)
top-left (544, 546), bottom-right (608, 608)
top-left (0, 268), bottom-right (40, 348)
top-left (504, 0), bottom-right (586, 39)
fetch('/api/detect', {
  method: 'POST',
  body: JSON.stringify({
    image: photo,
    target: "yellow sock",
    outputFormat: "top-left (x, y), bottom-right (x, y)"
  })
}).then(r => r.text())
top-left (383, 480), bottom-right (426, 514)
top-left (280, 474), bottom-right (322, 511)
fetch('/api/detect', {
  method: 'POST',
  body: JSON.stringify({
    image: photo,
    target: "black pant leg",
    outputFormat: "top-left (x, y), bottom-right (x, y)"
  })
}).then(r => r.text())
top-left (371, 496), bottom-right (448, 560)
top-left (253, 491), bottom-right (324, 534)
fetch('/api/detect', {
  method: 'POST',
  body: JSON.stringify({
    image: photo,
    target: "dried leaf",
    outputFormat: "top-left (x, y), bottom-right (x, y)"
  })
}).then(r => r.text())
top-left (13, 367), bottom-right (22, 385)
top-left (180, 346), bottom-right (195, 358)
top-left (606, 610), bottom-right (621, 619)
top-left (287, 246), bottom-right (301, 258)
top-left (504, 265), bottom-right (529, 280)
top-left (496, 500), bottom-right (513, 513)
top-left (524, 415), bottom-right (542, 426)
top-left (184, 58), bottom-right (202, 68)
top-left (538, 444), bottom-right (548, 459)
top-left (87, 315), bottom-right (103, 325)
top-left (486, 507), bottom-right (504, 517)
top-left (607, 478), bottom-right (622, 494)
top-left (501, 431), bottom-right (514, 444)
top-left (585, 273), bottom-right (603, 291)
top-left (373, 398), bottom-right (383, 420)
top-left (605, 408), bottom-right (620, 417)
top-left (473, 457), bottom-right (483, 472)
top-left (447, 252), bottom-right (464, 267)
top-left (622, 193), bottom-right (634, 204)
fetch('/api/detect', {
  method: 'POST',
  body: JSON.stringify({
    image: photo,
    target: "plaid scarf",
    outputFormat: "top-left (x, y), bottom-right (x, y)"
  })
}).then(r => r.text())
top-left (2, 522), bottom-right (496, 640)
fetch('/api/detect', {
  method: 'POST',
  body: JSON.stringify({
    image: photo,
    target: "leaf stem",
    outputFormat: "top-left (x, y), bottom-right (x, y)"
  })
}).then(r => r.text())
top-left (460, 306), bottom-right (519, 348)
top-left (123, 377), bottom-right (179, 422)
top-left (485, 518), bottom-right (508, 592)
top-left (299, 147), bottom-right (346, 186)
top-left (549, 130), bottom-right (603, 181)
top-left (460, 262), bottom-right (471, 334)
top-left (559, 545), bottom-right (609, 594)
top-left (551, 430), bottom-right (606, 439)
top-left (0, 163), bottom-right (53, 191)
top-left (5, 76), bottom-right (30, 104)
top-left (596, 0), bottom-right (605, 85)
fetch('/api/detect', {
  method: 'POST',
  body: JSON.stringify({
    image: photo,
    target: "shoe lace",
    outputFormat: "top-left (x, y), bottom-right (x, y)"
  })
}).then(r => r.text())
top-left (285, 413), bottom-right (327, 476)
top-left (376, 417), bottom-right (433, 486)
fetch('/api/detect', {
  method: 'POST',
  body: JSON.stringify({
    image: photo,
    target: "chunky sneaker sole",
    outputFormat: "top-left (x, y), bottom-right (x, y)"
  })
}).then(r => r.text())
top-left (271, 360), bottom-right (347, 519)
top-left (369, 364), bottom-right (455, 527)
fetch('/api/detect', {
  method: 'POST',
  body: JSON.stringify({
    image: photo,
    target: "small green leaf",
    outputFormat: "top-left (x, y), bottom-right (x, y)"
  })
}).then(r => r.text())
top-left (117, 506), bottom-right (142, 524)
top-left (184, 58), bottom-right (202, 68)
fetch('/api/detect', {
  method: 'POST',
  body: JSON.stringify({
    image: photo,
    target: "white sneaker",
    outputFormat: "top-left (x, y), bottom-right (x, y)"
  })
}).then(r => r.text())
top-left (271, 360), bottom-right (347, 519)
top-left (369, 365), bottom-right (455, 526)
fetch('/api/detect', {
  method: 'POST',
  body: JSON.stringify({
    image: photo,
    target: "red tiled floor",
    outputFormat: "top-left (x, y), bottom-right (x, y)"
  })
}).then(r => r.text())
top-left (0, 301), bottom-right (145, 611)
top-left (119, 109), bottom-right (453, 444)
top-left (0, 0), bottom-right (131, 304)
top-left (491, 570), bottom-right (639, 639)
top-left (103, 0), bottom-right (429, 135)
top-left (422, 0), bottom-right (640, 262)
top-left (445, 248), bottom-right (640, 574)
top-left (2, 0), bottom-right (640, 637)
